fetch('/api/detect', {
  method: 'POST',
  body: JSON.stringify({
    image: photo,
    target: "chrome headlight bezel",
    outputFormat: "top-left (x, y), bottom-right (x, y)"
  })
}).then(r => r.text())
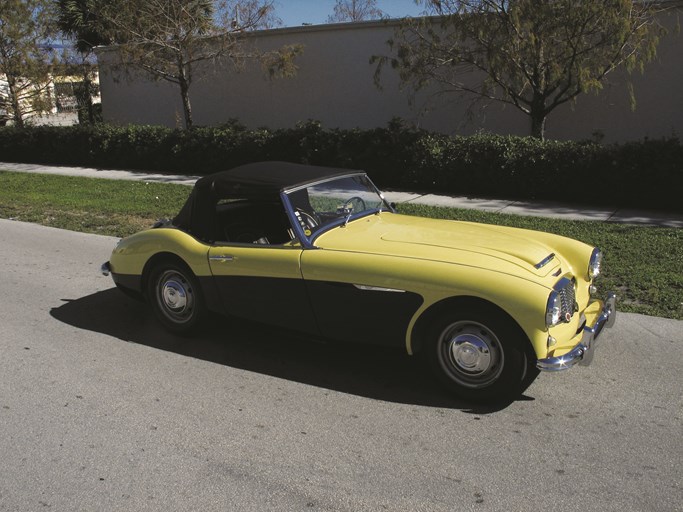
top-left (546, 277), bottom-right (577, 328)
top-left (546, 291), bottom-right (562, 327)
top-left (588, 248), bottom-right (603, 280)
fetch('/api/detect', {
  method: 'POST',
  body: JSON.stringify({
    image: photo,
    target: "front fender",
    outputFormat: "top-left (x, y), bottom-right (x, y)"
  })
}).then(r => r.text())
top-left (403, 262), bottom-right (551, 359)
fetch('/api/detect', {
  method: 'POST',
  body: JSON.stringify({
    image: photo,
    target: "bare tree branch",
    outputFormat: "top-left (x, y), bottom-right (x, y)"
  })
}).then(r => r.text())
top-left (72, 0), bottom-right (297, 129)
top-left (327, 0), bottom-right (385, 23)
top-left (375, 0), bottom-right (664, 139)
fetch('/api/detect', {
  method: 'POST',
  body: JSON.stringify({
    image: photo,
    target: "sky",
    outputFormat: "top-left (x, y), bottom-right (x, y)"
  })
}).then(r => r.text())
top-left (274, 0), bottom-right (424, 27)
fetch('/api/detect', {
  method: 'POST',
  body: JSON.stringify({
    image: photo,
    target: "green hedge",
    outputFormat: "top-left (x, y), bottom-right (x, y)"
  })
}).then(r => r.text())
top-left (0, 121), bottom-right (681, 212)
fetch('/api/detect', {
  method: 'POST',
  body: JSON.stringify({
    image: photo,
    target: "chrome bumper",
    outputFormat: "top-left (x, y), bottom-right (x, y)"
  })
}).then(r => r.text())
top-left (536, 293), bottom-right (616, 372)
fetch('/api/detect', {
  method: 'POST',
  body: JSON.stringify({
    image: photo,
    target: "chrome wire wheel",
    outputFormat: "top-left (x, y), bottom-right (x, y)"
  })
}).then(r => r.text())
top-left (436, 320), bottom-right (505, 389)
top-left (155, 269), bottom-right (196, 326)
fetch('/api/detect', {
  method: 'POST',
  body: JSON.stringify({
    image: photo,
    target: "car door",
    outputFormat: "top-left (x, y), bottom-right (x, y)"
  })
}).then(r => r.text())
top-left (207, 243), bottom-right (320, 334)
top-left (300, 249), bottom-right (424, 347)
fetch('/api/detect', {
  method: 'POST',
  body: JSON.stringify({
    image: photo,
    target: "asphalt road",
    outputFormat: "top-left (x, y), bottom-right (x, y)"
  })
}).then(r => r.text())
top-left (1, 219), bottom-right (681, 512)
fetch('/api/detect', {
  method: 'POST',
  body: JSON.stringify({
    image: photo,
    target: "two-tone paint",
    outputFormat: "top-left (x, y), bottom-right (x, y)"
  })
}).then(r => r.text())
top-left (108, 211), bottom-right (610, 365)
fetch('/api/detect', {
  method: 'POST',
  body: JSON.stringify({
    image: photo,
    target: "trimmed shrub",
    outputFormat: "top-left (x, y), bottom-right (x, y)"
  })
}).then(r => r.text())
top-left (0, 123), bottom-right (680, 212)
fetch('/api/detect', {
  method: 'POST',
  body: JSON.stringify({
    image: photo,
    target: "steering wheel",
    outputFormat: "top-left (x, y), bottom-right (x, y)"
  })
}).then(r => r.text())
top-left (342, 196), bottom-right (367, 213)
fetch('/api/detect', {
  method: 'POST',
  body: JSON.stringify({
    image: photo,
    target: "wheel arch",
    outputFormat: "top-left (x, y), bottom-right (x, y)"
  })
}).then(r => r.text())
top-left (141, 252), bottom-right (196, 302)
top-left (409, 296), bottom-right (534, 361)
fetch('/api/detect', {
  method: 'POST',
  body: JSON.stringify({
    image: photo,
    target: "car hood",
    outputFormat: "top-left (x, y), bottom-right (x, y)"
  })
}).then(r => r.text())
top-left (314, 213), bottom-right (564, 279)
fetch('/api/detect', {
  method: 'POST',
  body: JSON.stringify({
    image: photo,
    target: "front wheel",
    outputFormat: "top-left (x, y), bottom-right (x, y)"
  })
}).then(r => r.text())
top-left (426, 307), bottom-right (530, 403)
top-left (147, 262), bottom-right (205, 334)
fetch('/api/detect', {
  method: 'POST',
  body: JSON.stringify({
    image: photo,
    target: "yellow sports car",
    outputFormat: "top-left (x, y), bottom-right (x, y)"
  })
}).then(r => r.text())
top-left (102, 161), bottom-right (615, 402)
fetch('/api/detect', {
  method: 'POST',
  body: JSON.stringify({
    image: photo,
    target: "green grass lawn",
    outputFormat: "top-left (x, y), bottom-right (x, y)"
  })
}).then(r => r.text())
top-left (1, 170), bottom-right (681, 320)
top-left (0, 171), bottom-right (191, 237)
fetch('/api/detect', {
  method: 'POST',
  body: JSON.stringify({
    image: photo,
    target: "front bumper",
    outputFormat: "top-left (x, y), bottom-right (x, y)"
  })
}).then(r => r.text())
top-left (536, 293), bottom-right (616, 372)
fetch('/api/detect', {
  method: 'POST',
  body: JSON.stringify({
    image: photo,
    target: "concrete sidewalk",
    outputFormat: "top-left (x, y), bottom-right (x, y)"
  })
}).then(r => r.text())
top-left (2, 161), bottom-right (682, 228)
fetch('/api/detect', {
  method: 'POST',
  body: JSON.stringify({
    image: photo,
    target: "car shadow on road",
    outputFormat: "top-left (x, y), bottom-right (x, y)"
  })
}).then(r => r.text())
top-left (50, 287), bottom-right (534, 413)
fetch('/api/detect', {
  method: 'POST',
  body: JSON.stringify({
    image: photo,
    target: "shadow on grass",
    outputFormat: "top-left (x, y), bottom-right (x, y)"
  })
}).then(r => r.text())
top-left (50, 287), bottom-right (534, 413)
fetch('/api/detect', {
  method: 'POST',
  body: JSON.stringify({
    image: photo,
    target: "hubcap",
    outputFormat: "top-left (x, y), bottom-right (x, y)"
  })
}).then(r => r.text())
top-left (162, 279), bottom-right (187, 311)
top-left (157, 270), bottom-right (194, 323)
top-left (438, 321), bottom-right (504, 389)
top-left (450, 334), bottom-right (492, 373)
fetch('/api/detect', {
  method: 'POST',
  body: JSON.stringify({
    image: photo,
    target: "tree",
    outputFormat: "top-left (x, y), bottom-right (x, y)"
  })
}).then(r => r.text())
top-left (60, 0), bottom-right (300, 129)
top-left (327, 0), bottom-right (385, 23)
top-left (56, 0), bottom-right (110, 124)
top-left (0, 0), bottom-right (58, 127)
top-left (56, 0), bottom-right (113, 53)
top-left (374, 0), bottom-right (663, 139)
top-left (53, 50), bottom-right (102, 124)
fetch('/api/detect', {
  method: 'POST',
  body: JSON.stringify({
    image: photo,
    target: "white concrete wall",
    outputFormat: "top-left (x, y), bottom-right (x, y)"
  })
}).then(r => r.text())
top-left (96, 11), bottom-right (682, 142)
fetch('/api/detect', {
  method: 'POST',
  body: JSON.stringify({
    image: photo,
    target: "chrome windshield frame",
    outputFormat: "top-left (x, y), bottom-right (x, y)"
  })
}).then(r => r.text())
top-left (280, 172), bottom-right (393, 249)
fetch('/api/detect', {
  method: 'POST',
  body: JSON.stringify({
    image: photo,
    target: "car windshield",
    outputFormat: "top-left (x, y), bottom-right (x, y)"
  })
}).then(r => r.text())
top-left (285, 174), bottom-right (389, 237)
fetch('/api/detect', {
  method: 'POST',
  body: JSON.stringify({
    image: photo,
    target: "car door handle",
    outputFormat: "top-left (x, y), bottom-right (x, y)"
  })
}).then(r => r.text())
top-left (209, 255), bottom-right (235, 262)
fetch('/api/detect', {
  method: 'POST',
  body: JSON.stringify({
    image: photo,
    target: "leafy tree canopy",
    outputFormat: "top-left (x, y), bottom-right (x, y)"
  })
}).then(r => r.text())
top-left (0, 0), bottom-right (59, 126)
top-left (375, 0), bottom-right (664, 139)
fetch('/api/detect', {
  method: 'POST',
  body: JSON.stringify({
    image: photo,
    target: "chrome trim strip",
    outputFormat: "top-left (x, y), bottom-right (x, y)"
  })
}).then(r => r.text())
top-left (282, 172), bottom-right (367, 194)
top-left (209, 255), bottom-right (234, 262)
top-left (537, 292), bottom-right (616, 372)
top-left (353, 284), bottom-right (406, 293)
top-left (364, 174), bottom-right (396, 213)
top-left (535, 253), bottom-right (556, 269)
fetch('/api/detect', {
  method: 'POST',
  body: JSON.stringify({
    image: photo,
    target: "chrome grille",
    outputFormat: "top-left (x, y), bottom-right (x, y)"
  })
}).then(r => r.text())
top-left (558, 278), bottom-right (577, 320)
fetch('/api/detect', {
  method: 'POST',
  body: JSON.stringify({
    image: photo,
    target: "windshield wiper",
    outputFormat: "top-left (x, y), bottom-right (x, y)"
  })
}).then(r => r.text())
top-left (342, 207), bottom-right (383, 228)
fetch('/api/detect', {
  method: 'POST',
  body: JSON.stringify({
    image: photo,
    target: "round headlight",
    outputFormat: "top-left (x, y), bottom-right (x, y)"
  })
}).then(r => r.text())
top-left (588, 248), bottom-right (603, 280)
top-left (546, 292), bottom-right (562, 327)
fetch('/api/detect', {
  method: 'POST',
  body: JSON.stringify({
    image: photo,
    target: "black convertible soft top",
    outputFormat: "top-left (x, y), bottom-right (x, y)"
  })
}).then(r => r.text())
top-left (173, 161), bottom-right (359, 241)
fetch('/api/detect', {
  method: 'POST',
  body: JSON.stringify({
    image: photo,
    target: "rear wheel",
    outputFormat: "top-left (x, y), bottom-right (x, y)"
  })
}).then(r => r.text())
top-left (426, 306), bottom-right (529, 403)
top-left (147, 261), bottom-right (205, 334)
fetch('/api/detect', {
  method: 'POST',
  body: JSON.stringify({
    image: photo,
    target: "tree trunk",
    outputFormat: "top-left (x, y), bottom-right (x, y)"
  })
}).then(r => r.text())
top-left (83, 76), bottom-right (95, 124)
top-left (6, 77), bottom-right (24, 128)
top-left (178, 73), bottom-right (193, 129)
top-left (530, 115), bottom-right (546, 139)
top-left (530, 96), bottom-right (547, 140)
top-left (75, 74), bottom-right (95, 125)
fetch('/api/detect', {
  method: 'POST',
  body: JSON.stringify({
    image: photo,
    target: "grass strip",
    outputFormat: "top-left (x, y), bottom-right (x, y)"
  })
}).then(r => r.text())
top-left (1, 170), bottom-right (681, 320)
top-left (0, 171), bottom-right (191, 237)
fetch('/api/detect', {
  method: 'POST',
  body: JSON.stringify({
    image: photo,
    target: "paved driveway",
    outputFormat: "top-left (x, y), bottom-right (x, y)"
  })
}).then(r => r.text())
top-left (1, 219), bottom-right (681, 511)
